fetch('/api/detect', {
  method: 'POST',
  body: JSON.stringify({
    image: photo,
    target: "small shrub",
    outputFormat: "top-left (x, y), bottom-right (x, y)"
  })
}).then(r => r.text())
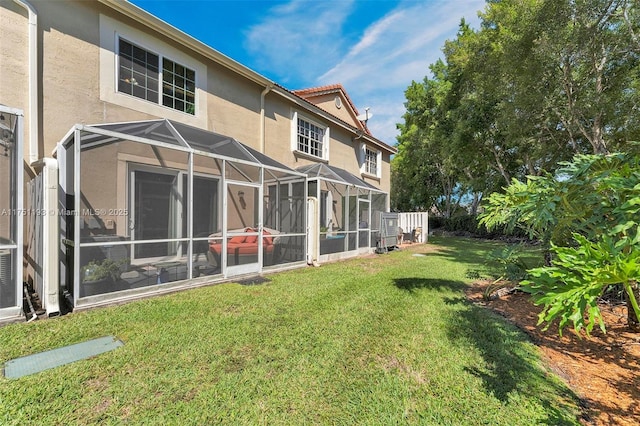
top-left (487, 245), bottom-right (530, 282)
top-left (428, 215), bottom-right (446, 229)
top-left (438, 214), bottom-right (528, 239)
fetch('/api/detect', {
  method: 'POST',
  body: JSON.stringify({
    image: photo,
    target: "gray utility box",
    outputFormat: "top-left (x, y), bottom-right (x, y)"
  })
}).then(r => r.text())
top-left (379, 213), bottom-right (399, 248)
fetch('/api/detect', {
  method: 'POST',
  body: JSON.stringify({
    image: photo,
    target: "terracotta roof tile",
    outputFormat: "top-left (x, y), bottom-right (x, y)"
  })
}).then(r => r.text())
top-left (282, 83), bottom-right (394, 152)
top-left (292, 84), bottom-right (374, 136)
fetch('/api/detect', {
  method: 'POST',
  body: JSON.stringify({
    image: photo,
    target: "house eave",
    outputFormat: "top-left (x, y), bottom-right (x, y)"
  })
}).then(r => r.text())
top-left (97, 0), bottom-right (397, 155)
top-left (98, 0), bottom-right (273, 87)
top-left (276, 86), bottom-right (397, 154)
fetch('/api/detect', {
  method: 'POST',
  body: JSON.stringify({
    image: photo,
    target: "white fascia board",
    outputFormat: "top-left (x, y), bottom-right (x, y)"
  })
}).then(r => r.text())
top-left (98, 0), bottom-right (397, 156)
top-left (98, 0), bottom-right (272, 87)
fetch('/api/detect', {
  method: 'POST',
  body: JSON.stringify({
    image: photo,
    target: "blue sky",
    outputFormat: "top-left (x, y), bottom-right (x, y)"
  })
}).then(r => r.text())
top-left (128, 0), bottom-right (486, 146)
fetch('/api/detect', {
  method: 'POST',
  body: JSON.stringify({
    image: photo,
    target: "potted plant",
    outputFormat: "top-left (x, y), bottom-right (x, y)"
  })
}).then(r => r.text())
top-left (81, 259), bottom-right (124, 297)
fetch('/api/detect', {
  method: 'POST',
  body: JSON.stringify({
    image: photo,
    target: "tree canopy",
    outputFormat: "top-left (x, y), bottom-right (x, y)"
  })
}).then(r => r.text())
top-left (479, 152), bottom-right (640, 334)
top-left (392, 0), bottom-right (640, 214)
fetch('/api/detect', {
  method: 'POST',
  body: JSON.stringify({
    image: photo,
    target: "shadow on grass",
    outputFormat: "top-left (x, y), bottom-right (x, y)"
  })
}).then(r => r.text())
top-left (425, 236), bottom-right (545, 280)
top-left (442, 295), bottom-right (581, 425)
top-left (394, 278), bottom-right (467, 293)
top-left (394, 275), bottom-right (580, 424)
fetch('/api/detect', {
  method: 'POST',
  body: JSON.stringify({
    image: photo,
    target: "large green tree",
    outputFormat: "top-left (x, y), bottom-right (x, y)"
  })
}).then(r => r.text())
top-left (393, 57), bottom-right (465, 215)
top-left (392, 0), bottom-right (640, 212)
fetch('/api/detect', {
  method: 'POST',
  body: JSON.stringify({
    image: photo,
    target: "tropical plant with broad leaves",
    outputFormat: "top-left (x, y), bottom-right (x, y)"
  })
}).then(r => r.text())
top-left (479, 152), bottom-right (640, 335)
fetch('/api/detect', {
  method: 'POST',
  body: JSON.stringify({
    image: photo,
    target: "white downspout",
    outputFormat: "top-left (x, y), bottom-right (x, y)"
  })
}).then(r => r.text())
top-left (38, 158), bottom-right (60, 316)
top-left (13, 0), bottom-right (39, 165)
top-left (260, 85), bottom-right (273, 153)
top-left (306, 197), bottom-right (320, 267)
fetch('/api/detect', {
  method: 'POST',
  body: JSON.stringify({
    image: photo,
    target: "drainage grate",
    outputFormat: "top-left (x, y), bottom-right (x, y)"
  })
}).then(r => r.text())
top-left (3, 336), bottom-right (123, 379)
top-left (237, 276), bottom-right (271, 286)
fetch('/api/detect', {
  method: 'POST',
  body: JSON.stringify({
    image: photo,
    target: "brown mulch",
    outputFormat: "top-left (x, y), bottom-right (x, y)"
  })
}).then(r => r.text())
top-left (466, 281), bottom-right (640, 426)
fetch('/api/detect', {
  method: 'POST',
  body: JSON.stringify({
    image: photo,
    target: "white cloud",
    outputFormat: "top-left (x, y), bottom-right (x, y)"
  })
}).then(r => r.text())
top-left (319, 0), bottom-right (486, 145)
top-left (245, 0), bottom-right (486, 145)
top-left (244, 0), bottom-right (356, 85)
top-left (348, 10), bottom-right (406, 58)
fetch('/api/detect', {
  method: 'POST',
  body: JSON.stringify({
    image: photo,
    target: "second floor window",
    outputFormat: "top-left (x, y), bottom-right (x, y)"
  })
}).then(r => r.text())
top-left (364, 147), bottom-right (378, 176)
top-left (118, 38), bottom-right (195, 115)
top-left (162, 59), bottom-right (196, 114)
top-left (360, 143), bottom-right (381, 178)
top-left (297, 117), bottom-right (325, 158)
top-left (118, 38), bottom-right (159, 103)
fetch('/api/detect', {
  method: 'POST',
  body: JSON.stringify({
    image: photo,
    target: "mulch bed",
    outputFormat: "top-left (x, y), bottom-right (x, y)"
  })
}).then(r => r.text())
top-left (466, 281), bottom-right (640, 426)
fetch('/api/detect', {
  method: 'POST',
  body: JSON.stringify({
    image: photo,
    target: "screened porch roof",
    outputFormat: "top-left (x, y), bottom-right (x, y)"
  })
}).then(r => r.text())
top-left (296, 163), bottom-right (382, 192)
top-left (61, 118), bottom-right (301, 174)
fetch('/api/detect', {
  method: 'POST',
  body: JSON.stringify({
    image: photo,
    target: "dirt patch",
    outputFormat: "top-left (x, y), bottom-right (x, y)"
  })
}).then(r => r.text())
top-left (466, 281), bottom-right (640, 426)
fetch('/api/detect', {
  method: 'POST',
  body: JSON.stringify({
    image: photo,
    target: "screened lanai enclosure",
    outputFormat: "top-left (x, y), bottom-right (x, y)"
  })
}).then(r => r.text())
top-left (58, 119), bottom-right (307, 307)
top-left (0, 106), bottom-right (23, 320)
top-left (298, 163), bottom-right (387, 261)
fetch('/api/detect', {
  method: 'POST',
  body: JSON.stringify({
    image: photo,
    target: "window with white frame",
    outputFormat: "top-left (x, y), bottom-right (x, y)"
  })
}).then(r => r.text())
top-left (292, 112), bottom-right (329, 160)
top-left (364, 146), bottom-right (378, 176)
top-left (360, 143), bottom-right (382, 178)
top-left (118, 38), bottom-right (196, 115)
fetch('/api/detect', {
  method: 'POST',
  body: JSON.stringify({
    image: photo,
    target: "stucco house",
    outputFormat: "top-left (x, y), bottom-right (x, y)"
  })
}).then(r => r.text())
top-left (0, 0), bottom-right (396, 322)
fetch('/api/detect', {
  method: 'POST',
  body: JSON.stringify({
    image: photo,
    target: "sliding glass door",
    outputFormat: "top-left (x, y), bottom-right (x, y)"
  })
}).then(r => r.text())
top-left (225, 182), bottom-right (261, 276)
top-left (132, 169), bottom-right (180, 259)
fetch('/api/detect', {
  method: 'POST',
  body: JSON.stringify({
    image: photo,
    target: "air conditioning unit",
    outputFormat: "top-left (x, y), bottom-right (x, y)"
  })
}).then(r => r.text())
top-left (379, 213), bottom-right (399, 249)
top-left (0, 249), bottom-right (11, 285)
top-left (0, 249), bottom-right (13, 307)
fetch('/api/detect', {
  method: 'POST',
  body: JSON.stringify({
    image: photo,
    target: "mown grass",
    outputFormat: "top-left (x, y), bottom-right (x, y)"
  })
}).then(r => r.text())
top-left (0, 237), bottom-right (580, 425)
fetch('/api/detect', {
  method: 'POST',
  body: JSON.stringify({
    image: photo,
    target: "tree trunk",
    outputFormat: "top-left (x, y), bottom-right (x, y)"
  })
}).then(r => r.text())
top-left (469, 193), bottom-right (482, 216)
top-left (626, 281), bottom-right (640, 332)
top-left (586, 51), bottom-right (609, 155)
top-left (491, 147), bottom-right (511, 185)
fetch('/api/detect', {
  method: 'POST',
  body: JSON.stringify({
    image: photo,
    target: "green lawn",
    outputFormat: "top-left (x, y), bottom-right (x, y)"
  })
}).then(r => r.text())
top-left (0, 237), bottom-right (580, 425)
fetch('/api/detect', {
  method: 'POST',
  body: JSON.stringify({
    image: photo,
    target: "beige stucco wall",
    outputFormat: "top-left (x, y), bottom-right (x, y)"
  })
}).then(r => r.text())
top-left (306, 93), bottom-right (360, 127)
top-left (0, 0), bottom-right (391, 195)
top-left (79, 142), bottom-right (261, 238)
top-left (79, 141), bottom-right (190, 237)
top-left (44, 3), bottom-right (106, 147)
top-left (206, 63), bottom-right (261, 144)
top-left (262, 97), bottom-right (390, 194)
top-left (0, 153), bottom-right (12, 241)
top-left (0, 3), bottom-right (30, 157)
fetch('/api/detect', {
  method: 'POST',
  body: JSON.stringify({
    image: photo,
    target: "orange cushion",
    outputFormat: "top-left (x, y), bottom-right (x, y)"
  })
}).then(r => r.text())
top-left (229, 235), bottom-right (245, 244)
top-left (244, 234), bottom-right (258, 244)
top-left (261, 230), bottom-right (272, 245)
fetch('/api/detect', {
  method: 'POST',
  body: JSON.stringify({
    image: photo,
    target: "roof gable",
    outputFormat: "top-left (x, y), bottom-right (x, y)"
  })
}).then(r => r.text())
top-left (292, 84), bottom-right (371, 135)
